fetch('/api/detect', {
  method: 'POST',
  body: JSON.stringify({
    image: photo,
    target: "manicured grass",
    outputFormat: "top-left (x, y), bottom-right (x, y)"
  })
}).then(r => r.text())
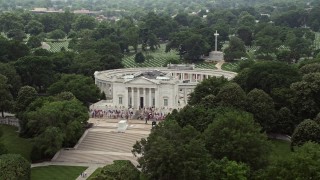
top-left (221, 61), bottom-right (241, 72)
top-left (0, 125), bottom-right (33, 161)
top-left (123, 44), bottom-right (180, 68)
top-left (46, 40), bottom-right (70, 52)
top-left (123, 44), bottom-right (217, 69)
top-left (87, 167), bottom-right (102, 179)
top-left (269, 139), bottom-right (291, 162)
top-left (31, 165), bottom-right (87, 180)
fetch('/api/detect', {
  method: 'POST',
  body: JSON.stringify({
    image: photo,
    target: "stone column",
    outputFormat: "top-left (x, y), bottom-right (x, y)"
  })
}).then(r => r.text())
top-left (131, 87), bottom-right (134, 108)
top-left (143, 88), bottom-right (146, 108)
top-left (137, 88), bottom-right (140, 109)
top-left (149, 88), bottom-right (152, 107)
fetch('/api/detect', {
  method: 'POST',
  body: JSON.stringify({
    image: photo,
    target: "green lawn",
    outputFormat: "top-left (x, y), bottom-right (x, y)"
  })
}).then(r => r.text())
top-left (31, 165), bottom-right (87, 180)
top-left (123, 44), bottom-right (217, 69)
top-left (221, 61), bottom-right (241, 72)
top-left (46, 40), bottom-right (70, 52)
top-left (269, 139), bottom-right (291, 162)
top-left (87, 167), bottom-right (102, 179)
top-left (0, 125), bottom-right (33, 161)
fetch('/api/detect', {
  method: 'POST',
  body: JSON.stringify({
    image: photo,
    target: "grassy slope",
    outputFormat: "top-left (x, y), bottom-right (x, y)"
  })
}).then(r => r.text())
top-left (31, 165), bottom-right (87, 180)
top-left (269, 139), bottom-right (291, 162)
top-left (87, 167), bottom-right (102, 179)
top-left (221, 61), bottom-right (241, 72)
top-left (0, 125), bottom-right (33, 161)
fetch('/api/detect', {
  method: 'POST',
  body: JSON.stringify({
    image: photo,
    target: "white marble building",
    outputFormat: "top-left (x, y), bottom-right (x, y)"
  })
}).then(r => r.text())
top-left (94, 64), bottom-right (237, 110)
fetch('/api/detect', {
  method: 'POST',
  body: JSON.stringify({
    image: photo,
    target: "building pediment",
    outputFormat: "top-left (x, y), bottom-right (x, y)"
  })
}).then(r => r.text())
top-left (125, 77), bottom-right (159, 85)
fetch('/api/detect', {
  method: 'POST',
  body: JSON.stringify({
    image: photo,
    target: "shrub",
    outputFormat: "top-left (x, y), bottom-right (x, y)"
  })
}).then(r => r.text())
top-left (0, 154), bottom-right (30, 180)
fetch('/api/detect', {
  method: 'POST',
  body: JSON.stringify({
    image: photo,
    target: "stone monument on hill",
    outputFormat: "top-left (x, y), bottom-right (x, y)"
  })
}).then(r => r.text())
top-left (205, 30), bottom-right (224, 62)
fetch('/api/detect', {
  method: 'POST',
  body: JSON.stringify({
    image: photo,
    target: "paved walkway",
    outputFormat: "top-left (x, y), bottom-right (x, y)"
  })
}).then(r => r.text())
top-left (41, 42), bottom-right (50, 50)
top-left (215, 61), bottom-right (225, 70)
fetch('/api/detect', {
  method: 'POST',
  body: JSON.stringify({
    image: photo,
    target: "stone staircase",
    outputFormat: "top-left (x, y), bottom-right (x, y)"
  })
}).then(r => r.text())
top-left (77, 131), bottom-right (147, 152)
top-left (52, 120), bottom-right (150, 166)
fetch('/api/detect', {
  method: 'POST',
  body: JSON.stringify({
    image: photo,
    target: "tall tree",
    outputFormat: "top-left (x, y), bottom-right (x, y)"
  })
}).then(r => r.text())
top-left (246, 88), bottom-right (276, 133)
top-left (14, 56), bottom-right (54, 91)
top-left (224, 36), bottom-right (246, 62)
top-left (189, 76), bottom-right (228, 105)
top-left (0, 75), bottom-right (13, 117)
top-left (132, 120), bottom-right (210, 180)
top-left (291, 119), bottom-right (320, 147)
top-left (47, 74), bottom-right (100, 104)
top-left (202, 109), bottom-right (271, 170)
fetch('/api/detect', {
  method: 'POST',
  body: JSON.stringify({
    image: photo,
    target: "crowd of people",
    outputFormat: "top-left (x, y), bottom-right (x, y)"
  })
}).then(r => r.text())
top-left (89, 106), bottom-right (169, 122)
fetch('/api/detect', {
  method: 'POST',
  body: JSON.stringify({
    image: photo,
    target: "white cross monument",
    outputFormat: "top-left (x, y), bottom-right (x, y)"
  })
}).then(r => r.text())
top-left (206, 30), bottom-right (224, 62)
top-left (214, 30), bottom-right (219, 52)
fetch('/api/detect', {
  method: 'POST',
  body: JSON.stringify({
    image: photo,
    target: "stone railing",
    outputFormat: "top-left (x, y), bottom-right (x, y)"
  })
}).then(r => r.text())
top-left (0, 117), bottom-right (20, 128)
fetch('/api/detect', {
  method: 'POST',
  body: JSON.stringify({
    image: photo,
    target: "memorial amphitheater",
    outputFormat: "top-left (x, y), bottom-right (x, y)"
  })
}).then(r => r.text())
top-left (94, 64), bottom-right (237, 111)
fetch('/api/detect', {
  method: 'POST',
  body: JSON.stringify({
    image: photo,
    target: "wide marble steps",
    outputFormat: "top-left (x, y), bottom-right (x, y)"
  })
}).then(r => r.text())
top-left (52, 129), bottom-right (149, 165)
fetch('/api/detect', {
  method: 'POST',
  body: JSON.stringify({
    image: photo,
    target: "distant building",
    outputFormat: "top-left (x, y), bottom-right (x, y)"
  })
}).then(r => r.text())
top-left (30, 8), bottom-right (100, 15)
top-left (94, 65), bottom-right (236, 110)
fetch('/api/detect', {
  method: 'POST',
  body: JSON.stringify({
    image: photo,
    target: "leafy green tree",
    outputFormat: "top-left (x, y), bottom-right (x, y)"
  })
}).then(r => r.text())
top-left (234, 61), bottom-right (301, 93)
top-left (0, 154), bottom-right (30, 180)
top-left (92, 160), bottom-right (140, 180)
top-left (15, 56), bottom-right (54, 91)
top-left (238, 14), bottom-right (256, 27)
top-left (166, 31), bottom-right (210, 62)
top-left (167, 106), bottom-right (230, 132)
top-left (0, 75), bottom-right (13, 117)
top-left (33, 127), bottom-right (64, 157)
top-left (50, 51), bottom-right (75, 74)
top-left (174, 13), bottom-right (189, 27)
top-left (207, 157), bottom-right (250, 180)
top-left (132, 120), bottom-right (210, 180)
top-left (246, 88), bottom-right (276, 133)
top-left (47, 74), bottom-right (100, 104)
top-left (224, 36), bottom-right (246, 62)
top-left (0, 12), bottom-right (24, 33)
top-left (0, 62), bottom-right (21, 96)
top-left (291, 73), bottom-right (320, 119)
top-left (274, 9), bottom-right (306, 28)
top-left (276, 107), bottom-right (297, 135)
top-left (299, 63), bottom-right (320, 75)
top-left (25, 20), bottom-right (44, 35)
top-left (48, 29), bottom-right (66, 40)
top-left (26, 99), bottom-right (88, 146)
top-left (237, 26), bottom-right (253, 46)
top-left (124, 26), bottom-right (139, 52)
top-left (38, 14), bottom-right (64, 33)
top-left (134, 52), bottom-right (145, 64)
top-left (27, 36), bottom-right (42, 48)
top-left (202, 109), bottom-right (271, 170)
top-left (73, 15), bottom-right (97, 31)
top-left (7, 29), bottom-right (26, 42)
top-left (189, 76), bottom-right (228, 105)
top-left (291, 119), bottom-right (320, 147)
top-left (15, 86), bottom-right (37, 113)
top-left (261, 142), bottom-right (320, 179)
top-left (254, 24), bottom-right (281, 57)
top-left (94, 38), bottom-right (123, 59)
top-left (215, 83), bottom-right (246, 109)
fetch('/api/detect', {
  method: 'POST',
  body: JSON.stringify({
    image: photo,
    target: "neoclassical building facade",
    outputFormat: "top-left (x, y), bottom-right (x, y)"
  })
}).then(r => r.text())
top-left (94, 64), bottom-right (237, 110)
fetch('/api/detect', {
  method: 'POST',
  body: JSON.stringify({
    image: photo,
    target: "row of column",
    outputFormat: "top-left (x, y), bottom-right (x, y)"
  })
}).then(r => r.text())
top-left (129, 87), bottom-right (156, 109)
top-left (173, 73), bottom-right (211, 82)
